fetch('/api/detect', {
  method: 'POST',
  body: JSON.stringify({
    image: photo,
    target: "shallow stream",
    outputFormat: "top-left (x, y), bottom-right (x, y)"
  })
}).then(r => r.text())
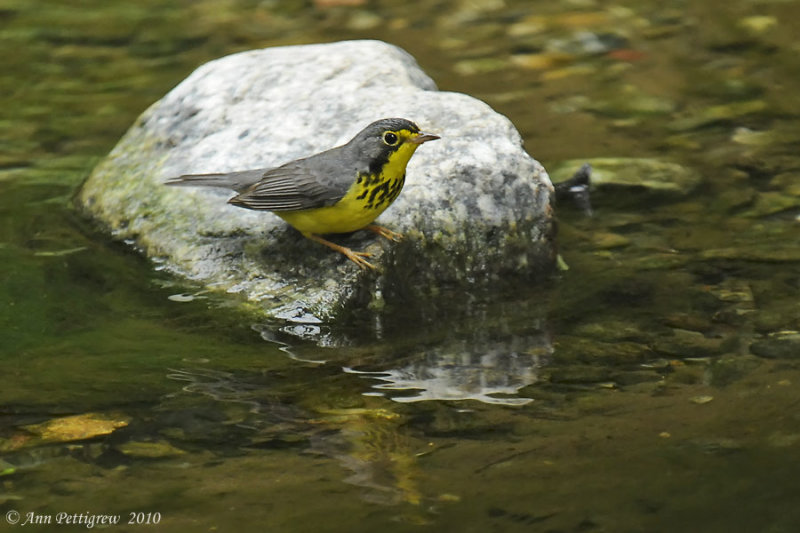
top-left (2, 1), bottom-right (799, 531)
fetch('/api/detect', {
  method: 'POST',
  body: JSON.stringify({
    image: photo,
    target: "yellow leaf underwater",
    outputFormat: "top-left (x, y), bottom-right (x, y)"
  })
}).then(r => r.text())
top-left (23, 413), bottom-right (130, 443)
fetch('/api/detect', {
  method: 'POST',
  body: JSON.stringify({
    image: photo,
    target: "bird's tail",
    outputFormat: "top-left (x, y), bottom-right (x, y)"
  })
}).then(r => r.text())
top-left (165, 173), bottom-right (236, 189)
top-left (164, 169), bottom-right (263, 193)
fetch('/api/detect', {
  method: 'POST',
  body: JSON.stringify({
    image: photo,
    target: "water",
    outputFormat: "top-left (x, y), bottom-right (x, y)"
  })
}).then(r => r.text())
top-left (2, 0), bottom-right (800, 531)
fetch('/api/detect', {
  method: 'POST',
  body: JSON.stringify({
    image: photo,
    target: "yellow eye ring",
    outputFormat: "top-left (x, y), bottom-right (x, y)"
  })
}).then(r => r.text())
top-left (382, 131), bottom-right (399, 146)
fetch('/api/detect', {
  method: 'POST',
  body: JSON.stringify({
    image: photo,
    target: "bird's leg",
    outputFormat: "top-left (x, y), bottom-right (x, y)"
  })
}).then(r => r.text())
top-left (303, 233), bottom-right (375, 270)
top-left (366, 224), bottom-right (403, 242)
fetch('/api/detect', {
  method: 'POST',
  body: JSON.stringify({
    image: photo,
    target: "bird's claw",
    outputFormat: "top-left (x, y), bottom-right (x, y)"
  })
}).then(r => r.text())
top-left (344, 249), bottom-right (376, 270)
top-left (367, 224), bottom-right (404, 242)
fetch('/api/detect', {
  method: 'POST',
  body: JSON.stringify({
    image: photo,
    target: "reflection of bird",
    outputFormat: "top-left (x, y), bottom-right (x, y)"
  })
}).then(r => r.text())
top-left (166, 118), bottom-right (439, 269)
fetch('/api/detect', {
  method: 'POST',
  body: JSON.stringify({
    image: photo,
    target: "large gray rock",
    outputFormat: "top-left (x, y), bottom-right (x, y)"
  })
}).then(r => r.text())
top-left (78, 40), bottom-right (555, 323)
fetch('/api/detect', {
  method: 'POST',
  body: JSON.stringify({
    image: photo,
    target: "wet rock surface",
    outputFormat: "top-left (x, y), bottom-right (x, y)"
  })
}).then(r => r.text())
top-left (78, 40), bottom-right (555, 323)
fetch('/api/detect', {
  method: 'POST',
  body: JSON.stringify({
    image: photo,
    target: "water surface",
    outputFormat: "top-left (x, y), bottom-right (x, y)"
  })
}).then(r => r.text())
top-left (2, 0), bottom-right (800, 531)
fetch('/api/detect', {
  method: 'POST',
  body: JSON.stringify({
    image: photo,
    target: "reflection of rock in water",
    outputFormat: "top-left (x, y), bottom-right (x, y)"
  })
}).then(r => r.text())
top-left (345, 335), bottom-right (552, 406)
top-left (165, 368), bottom-right (424, 506)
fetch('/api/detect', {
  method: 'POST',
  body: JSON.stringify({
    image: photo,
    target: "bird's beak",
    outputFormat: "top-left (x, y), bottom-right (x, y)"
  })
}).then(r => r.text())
top-left (410, 132), bottom-right (440, 144)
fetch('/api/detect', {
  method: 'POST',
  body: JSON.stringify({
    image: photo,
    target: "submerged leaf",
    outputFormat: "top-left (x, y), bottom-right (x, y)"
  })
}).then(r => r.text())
top-left (23, 413), bottom-right (130, 443)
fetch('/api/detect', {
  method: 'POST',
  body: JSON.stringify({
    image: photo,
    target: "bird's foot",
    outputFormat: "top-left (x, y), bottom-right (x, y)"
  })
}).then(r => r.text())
top-left (342, 248), bottom-right (376, 270)
top-left (367, 224), bottom-right (403, 242)
top-left (304, 233), bottom-right (376, 270)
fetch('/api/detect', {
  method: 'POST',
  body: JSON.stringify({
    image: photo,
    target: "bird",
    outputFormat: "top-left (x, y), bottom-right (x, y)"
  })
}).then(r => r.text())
top-left (165, 118), bottom-right (439, 269)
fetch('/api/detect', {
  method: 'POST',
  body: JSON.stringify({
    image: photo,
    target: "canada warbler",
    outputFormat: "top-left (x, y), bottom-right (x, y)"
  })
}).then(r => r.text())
top-left (166, 118), bottom-right (439, 269)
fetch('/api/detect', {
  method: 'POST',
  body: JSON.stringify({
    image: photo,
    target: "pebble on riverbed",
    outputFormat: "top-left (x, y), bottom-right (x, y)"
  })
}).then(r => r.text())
top-left (750, 331), bottom-right (800, 360)
top-left (549, 158), bottom-right (701, 195)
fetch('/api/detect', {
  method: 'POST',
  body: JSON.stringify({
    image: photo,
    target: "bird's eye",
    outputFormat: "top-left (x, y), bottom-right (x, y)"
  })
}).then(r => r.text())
top-left (382, 131), bottom-right (399, 146)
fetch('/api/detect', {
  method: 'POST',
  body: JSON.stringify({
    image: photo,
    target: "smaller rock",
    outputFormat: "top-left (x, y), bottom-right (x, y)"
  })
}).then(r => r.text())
top-left (653, 328), bottom-right (726, 358)
top-left (690, 395), bottom-right (714, 404)
top-left (556, 84), bottom-right (676, 117)
top-left (771, 172), bottom-right (800, 196)
top-left (767, 432), bottom-right (800, 448)
top-left (706, 355), bottom-right (761, 387)
top-left (550, 158), bottom-right (701, 195)
top-left (700, 245), bottom-right (800, 263)
top-left (707, 279), bottom-right (754, 304)
top-left (554, 162), bottom-right (593, 215)
top-left (547, 365), bottom-right (613, 385)
top-left (740, 192), bottom-right (800, 218)
top-left (453, 57), bottom-right (508, 75)
top-left (667, 100), bottom-right (767, 131)
top-left (750, 331), bottom-right (800, 359)
top-left (731, 127), bottom-right (778, 147)
top-left (590, 232), bottom-right (631, 249)
top-left (117, 440), bottom-right (187, 458)
top-left (738, 15), bottom-right (777, 35)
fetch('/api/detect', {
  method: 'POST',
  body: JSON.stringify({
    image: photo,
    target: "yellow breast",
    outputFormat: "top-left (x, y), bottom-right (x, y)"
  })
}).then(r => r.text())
top-left (276, 141), bottom-right (418, 236)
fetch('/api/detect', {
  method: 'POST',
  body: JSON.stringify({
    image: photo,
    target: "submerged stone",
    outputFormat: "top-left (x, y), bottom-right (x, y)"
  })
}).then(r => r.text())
top-left (699, 245), bottom-right (800, 263)
top-left (549, 157), bottom-right (701, 195)
top-left (546, 365), bottom-right (614, 385)
top-left (706, 355), bottom-right (761, 387)
top-left (552, 85), bottom-right (675, 118)
top-left (750, 331), bottom-right (800, 359)
top-left (771, 172), bottom-right (800, 197)
top-left (117, 440), bottom-right (187, 458)
top-left (653, 328), bottom-right (726, 358)
top-left (667, 100), bottom-right (768, 132)
top-left (737, 15), bottom-right (777, 35)
top-left (740, 192), bottom-right (800, 218)
top-left (77, 40), bottom-right (555, 323)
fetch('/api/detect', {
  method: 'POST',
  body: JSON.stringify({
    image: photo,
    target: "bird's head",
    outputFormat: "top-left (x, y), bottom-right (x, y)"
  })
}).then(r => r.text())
top-left (348, 118), bottom-right (439, 176)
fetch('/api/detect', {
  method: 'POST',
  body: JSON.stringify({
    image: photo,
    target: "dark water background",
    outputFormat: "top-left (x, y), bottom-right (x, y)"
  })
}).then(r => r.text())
top-left (2, 0), bottom-right (800, 531)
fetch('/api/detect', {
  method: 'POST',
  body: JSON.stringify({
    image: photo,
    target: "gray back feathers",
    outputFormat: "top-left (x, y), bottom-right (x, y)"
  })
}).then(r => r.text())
top-left (165, 118), bottom-right (420, 212)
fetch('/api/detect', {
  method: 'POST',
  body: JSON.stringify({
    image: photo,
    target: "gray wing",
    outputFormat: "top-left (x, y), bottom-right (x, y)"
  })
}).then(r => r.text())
top-left (228, 150), bottom-right (356, 212)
